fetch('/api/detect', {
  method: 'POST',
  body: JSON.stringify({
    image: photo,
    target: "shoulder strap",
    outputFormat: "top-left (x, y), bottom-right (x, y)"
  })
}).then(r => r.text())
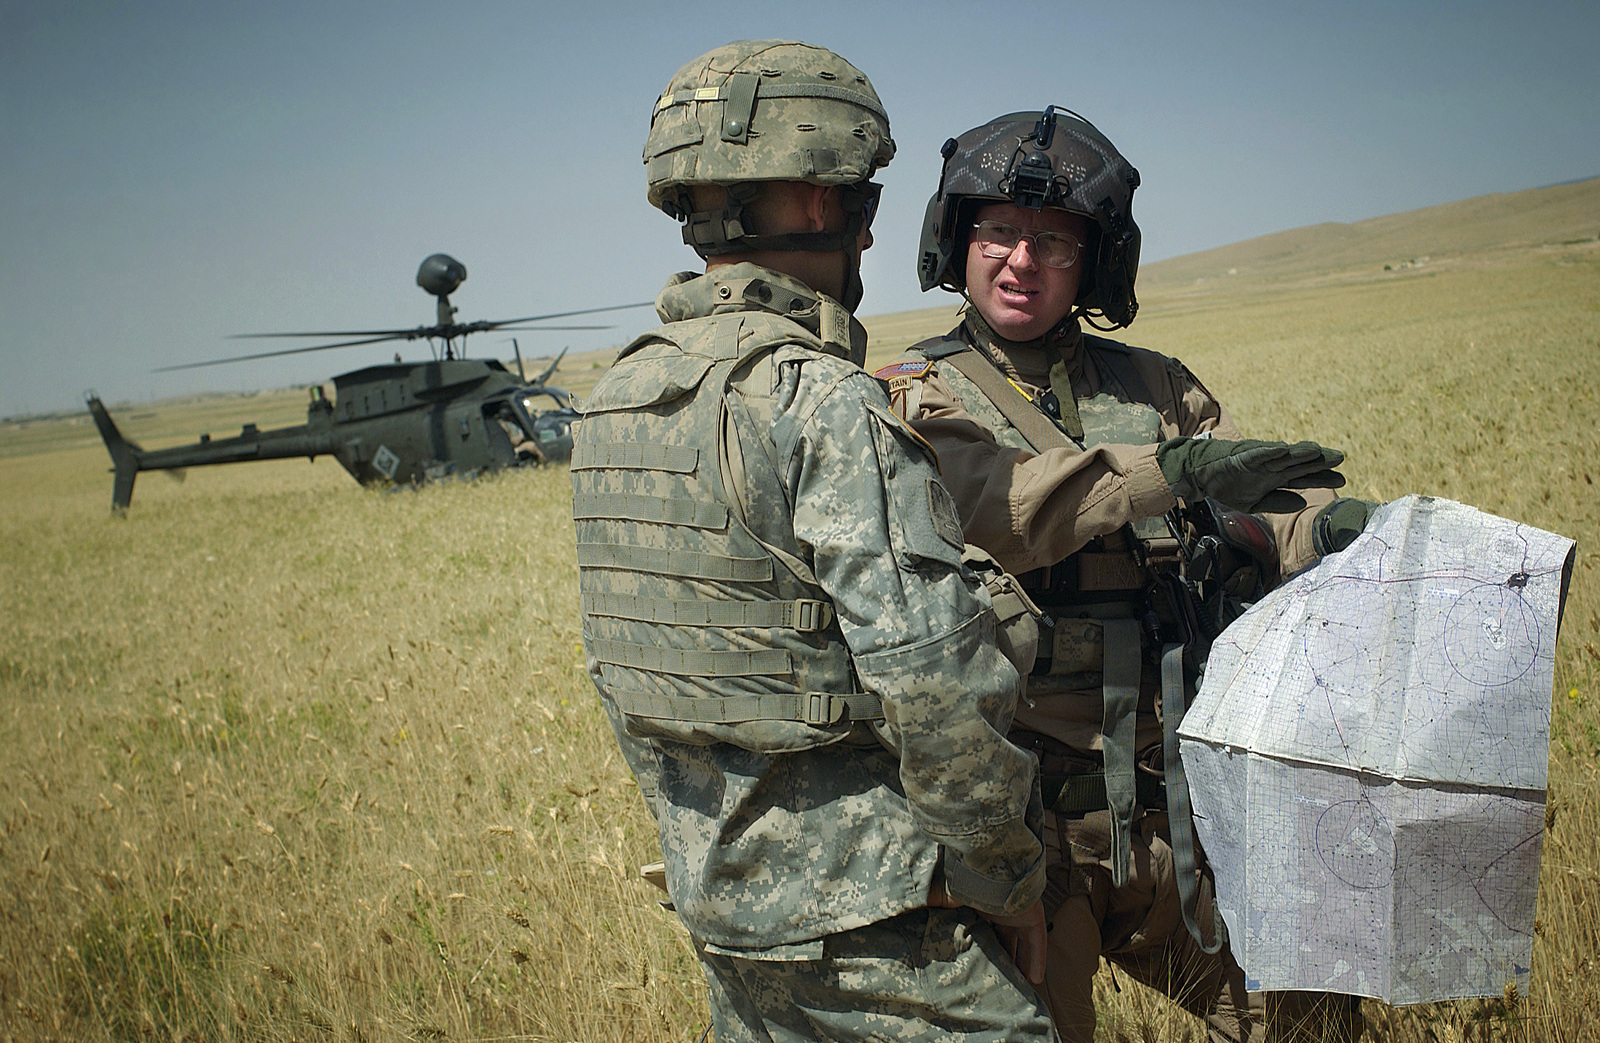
top-left (933, 345), bottom-right (1078, 455)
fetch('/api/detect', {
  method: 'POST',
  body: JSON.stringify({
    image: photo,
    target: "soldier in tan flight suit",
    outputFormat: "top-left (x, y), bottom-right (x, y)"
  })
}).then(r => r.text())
top-left (877, 108), bottom-right (1375, 1042)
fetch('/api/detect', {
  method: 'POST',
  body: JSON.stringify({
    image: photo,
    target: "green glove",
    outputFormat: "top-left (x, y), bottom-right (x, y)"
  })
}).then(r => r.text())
top-left (1157, 436), bottom-right (1345, 511)
top-left (1313, 497), bottom-right (1380, 555)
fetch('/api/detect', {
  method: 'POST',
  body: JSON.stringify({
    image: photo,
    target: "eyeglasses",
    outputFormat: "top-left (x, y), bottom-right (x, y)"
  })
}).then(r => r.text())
top-left (848, 181), bottom-right (884, 231)
top-left (971, 220), bottom-right (1081, 269)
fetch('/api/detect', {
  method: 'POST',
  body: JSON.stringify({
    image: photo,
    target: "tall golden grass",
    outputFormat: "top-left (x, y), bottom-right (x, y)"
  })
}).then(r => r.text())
top-left (2, 230), bottom-right (1597, 1040)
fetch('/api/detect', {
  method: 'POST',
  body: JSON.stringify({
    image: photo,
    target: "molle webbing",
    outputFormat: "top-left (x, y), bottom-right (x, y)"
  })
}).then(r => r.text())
top-left (571, 442), bottom-right (697, 472)
top-left (574, 316), bottom-right (872, 735)
top-left (573, 542), bottom-right (774, 582)
top-left (588, 639), bottom-right (791, 677)
top-left (608, 689), bottom-right (882, 727)
top-left (582, 593), bottom-right (834, 631)
top-left (572, 491), bottom-right (728, 529)
top-left (572, 439), bottom-right (768, 581)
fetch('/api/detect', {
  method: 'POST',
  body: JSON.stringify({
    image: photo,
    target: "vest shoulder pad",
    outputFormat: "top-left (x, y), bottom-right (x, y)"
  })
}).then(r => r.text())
top-left (584, 327), bottom-right (717, 413)
top-left (1081, 332), bottom-right (1134, 356)
top-left (1083, 332), bottom-right (1195, 388)
top-left (915, 336), bottom-right (969, 361)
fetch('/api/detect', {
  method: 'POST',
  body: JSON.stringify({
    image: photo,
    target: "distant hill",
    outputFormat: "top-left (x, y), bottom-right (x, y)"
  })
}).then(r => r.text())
top-left (1137, 176), bottom-right (1600, 292)
top-left (860, 176), bottom-right (1600, 358)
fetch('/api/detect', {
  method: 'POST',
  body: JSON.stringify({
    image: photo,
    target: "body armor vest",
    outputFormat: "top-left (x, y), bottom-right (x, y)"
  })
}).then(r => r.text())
top-left (573, 313), bottom-right (873, 755)
top-left (905, 333), bottom-right (1172, 632)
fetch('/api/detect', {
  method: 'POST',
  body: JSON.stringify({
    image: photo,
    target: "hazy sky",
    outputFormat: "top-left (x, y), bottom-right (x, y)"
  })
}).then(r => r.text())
top-left (4, 1), bottom-right (1596, 416)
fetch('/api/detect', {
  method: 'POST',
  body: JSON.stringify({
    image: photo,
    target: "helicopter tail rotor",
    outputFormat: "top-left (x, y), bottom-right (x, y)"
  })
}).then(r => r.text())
top-left (532, 346), bottom-right (568, 388)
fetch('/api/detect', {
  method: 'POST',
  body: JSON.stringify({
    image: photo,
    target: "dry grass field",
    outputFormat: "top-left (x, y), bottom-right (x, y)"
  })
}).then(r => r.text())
top-left (2, 179), bottom-right (1598, 1041)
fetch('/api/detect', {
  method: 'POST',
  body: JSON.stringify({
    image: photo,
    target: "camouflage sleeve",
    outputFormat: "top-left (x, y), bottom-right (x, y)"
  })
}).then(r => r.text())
top-left (783, 356), bottom-right (1045, 916)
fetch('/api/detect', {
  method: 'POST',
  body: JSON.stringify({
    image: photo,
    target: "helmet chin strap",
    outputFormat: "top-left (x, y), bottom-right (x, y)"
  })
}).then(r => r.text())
top-left (839, 236), bottom-right (868, 312)
top-left (679, 183), bottom-right (871, 258)
top-left (961, 290), bottom-right (1083, 346)
top-left (677, 182), bottom-right (875, 312)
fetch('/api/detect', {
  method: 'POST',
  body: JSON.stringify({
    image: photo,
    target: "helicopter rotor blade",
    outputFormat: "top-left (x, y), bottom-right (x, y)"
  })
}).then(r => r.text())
top-left (493, 324), bottom-right (613, 332)
top-left (152, 334), bottom-right (407, 371)
top-left (531, 346), bottom-right (569, 387)
top-left (479, 300), bottom-right (656, 325)
top-left (163, 299), bottom-right (656, 372)
top-left (226, 301), bottom-right (653, 341)
top-left (228, 327), bottom-right (424, 340)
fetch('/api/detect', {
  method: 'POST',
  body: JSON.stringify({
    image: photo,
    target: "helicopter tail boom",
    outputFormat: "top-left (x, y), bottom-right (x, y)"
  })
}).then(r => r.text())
top-left (86, 394), bottom-right (341, 514)
top-left (86, 394), bottom-right (143, 513)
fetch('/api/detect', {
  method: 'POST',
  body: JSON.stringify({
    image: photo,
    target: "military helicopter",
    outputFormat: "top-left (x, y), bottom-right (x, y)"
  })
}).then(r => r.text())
top-left (88, 254), bottom-right (650, 513)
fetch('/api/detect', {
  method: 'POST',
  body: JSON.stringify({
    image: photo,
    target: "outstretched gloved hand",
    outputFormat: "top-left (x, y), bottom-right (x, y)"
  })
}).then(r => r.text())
top-left (1157, 436), bottom-right (1345, 511)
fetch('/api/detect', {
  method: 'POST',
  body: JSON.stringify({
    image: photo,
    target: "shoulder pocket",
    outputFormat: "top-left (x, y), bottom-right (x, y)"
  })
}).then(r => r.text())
top-left (865, 401), bottom-right (965, 570)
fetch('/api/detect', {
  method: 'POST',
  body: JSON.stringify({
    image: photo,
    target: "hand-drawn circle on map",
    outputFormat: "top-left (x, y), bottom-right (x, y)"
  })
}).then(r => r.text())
top-left (1316, 799), bottom-right (1396, 889)
top-left (1443, 583), bottom-right (1538, 687)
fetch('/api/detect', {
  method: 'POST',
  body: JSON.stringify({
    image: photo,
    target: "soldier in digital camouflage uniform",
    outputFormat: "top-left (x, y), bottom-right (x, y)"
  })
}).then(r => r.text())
top-left (876, 108), bottom-right (1374, 1042)
top-left (572, 43), bottom-right (1058, 1042)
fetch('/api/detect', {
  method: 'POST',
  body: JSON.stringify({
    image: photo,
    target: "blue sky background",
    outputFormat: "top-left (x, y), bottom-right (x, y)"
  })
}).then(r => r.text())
top-left (3, 1), bottom-right (1596, 416)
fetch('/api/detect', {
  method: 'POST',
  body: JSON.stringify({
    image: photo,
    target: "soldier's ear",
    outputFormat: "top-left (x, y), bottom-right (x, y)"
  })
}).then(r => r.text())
top-left (797, 184), bottom-right (838, 233)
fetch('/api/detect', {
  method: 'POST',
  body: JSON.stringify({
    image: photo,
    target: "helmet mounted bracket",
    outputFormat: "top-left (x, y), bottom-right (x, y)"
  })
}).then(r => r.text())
top-left (1000, 108), bottom-right (1070, 210)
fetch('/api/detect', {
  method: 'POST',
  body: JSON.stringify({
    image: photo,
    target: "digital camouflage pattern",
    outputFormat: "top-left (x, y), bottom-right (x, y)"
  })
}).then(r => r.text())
top-left (574, 264), bottom-right (1046, 954)
top-left (696, 907), bottom-right (1055, 1042)
top-left (644, 40), bottom-right (896, 210)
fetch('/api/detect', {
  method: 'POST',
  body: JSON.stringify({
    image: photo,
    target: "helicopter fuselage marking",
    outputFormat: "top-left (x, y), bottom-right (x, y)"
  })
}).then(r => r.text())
top-left (373, 445), bottom-right (400, 479)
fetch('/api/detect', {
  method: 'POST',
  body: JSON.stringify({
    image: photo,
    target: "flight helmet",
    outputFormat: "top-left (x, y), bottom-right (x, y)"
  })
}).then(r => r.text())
top-left (918, 106), bottom-right (1141, 329)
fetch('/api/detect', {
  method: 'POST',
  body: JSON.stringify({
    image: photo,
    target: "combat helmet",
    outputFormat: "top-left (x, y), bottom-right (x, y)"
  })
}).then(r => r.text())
top-left (918, 106), bottom-right (1142, 329)
top-left (644, 40), bottom-right (895, 260)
